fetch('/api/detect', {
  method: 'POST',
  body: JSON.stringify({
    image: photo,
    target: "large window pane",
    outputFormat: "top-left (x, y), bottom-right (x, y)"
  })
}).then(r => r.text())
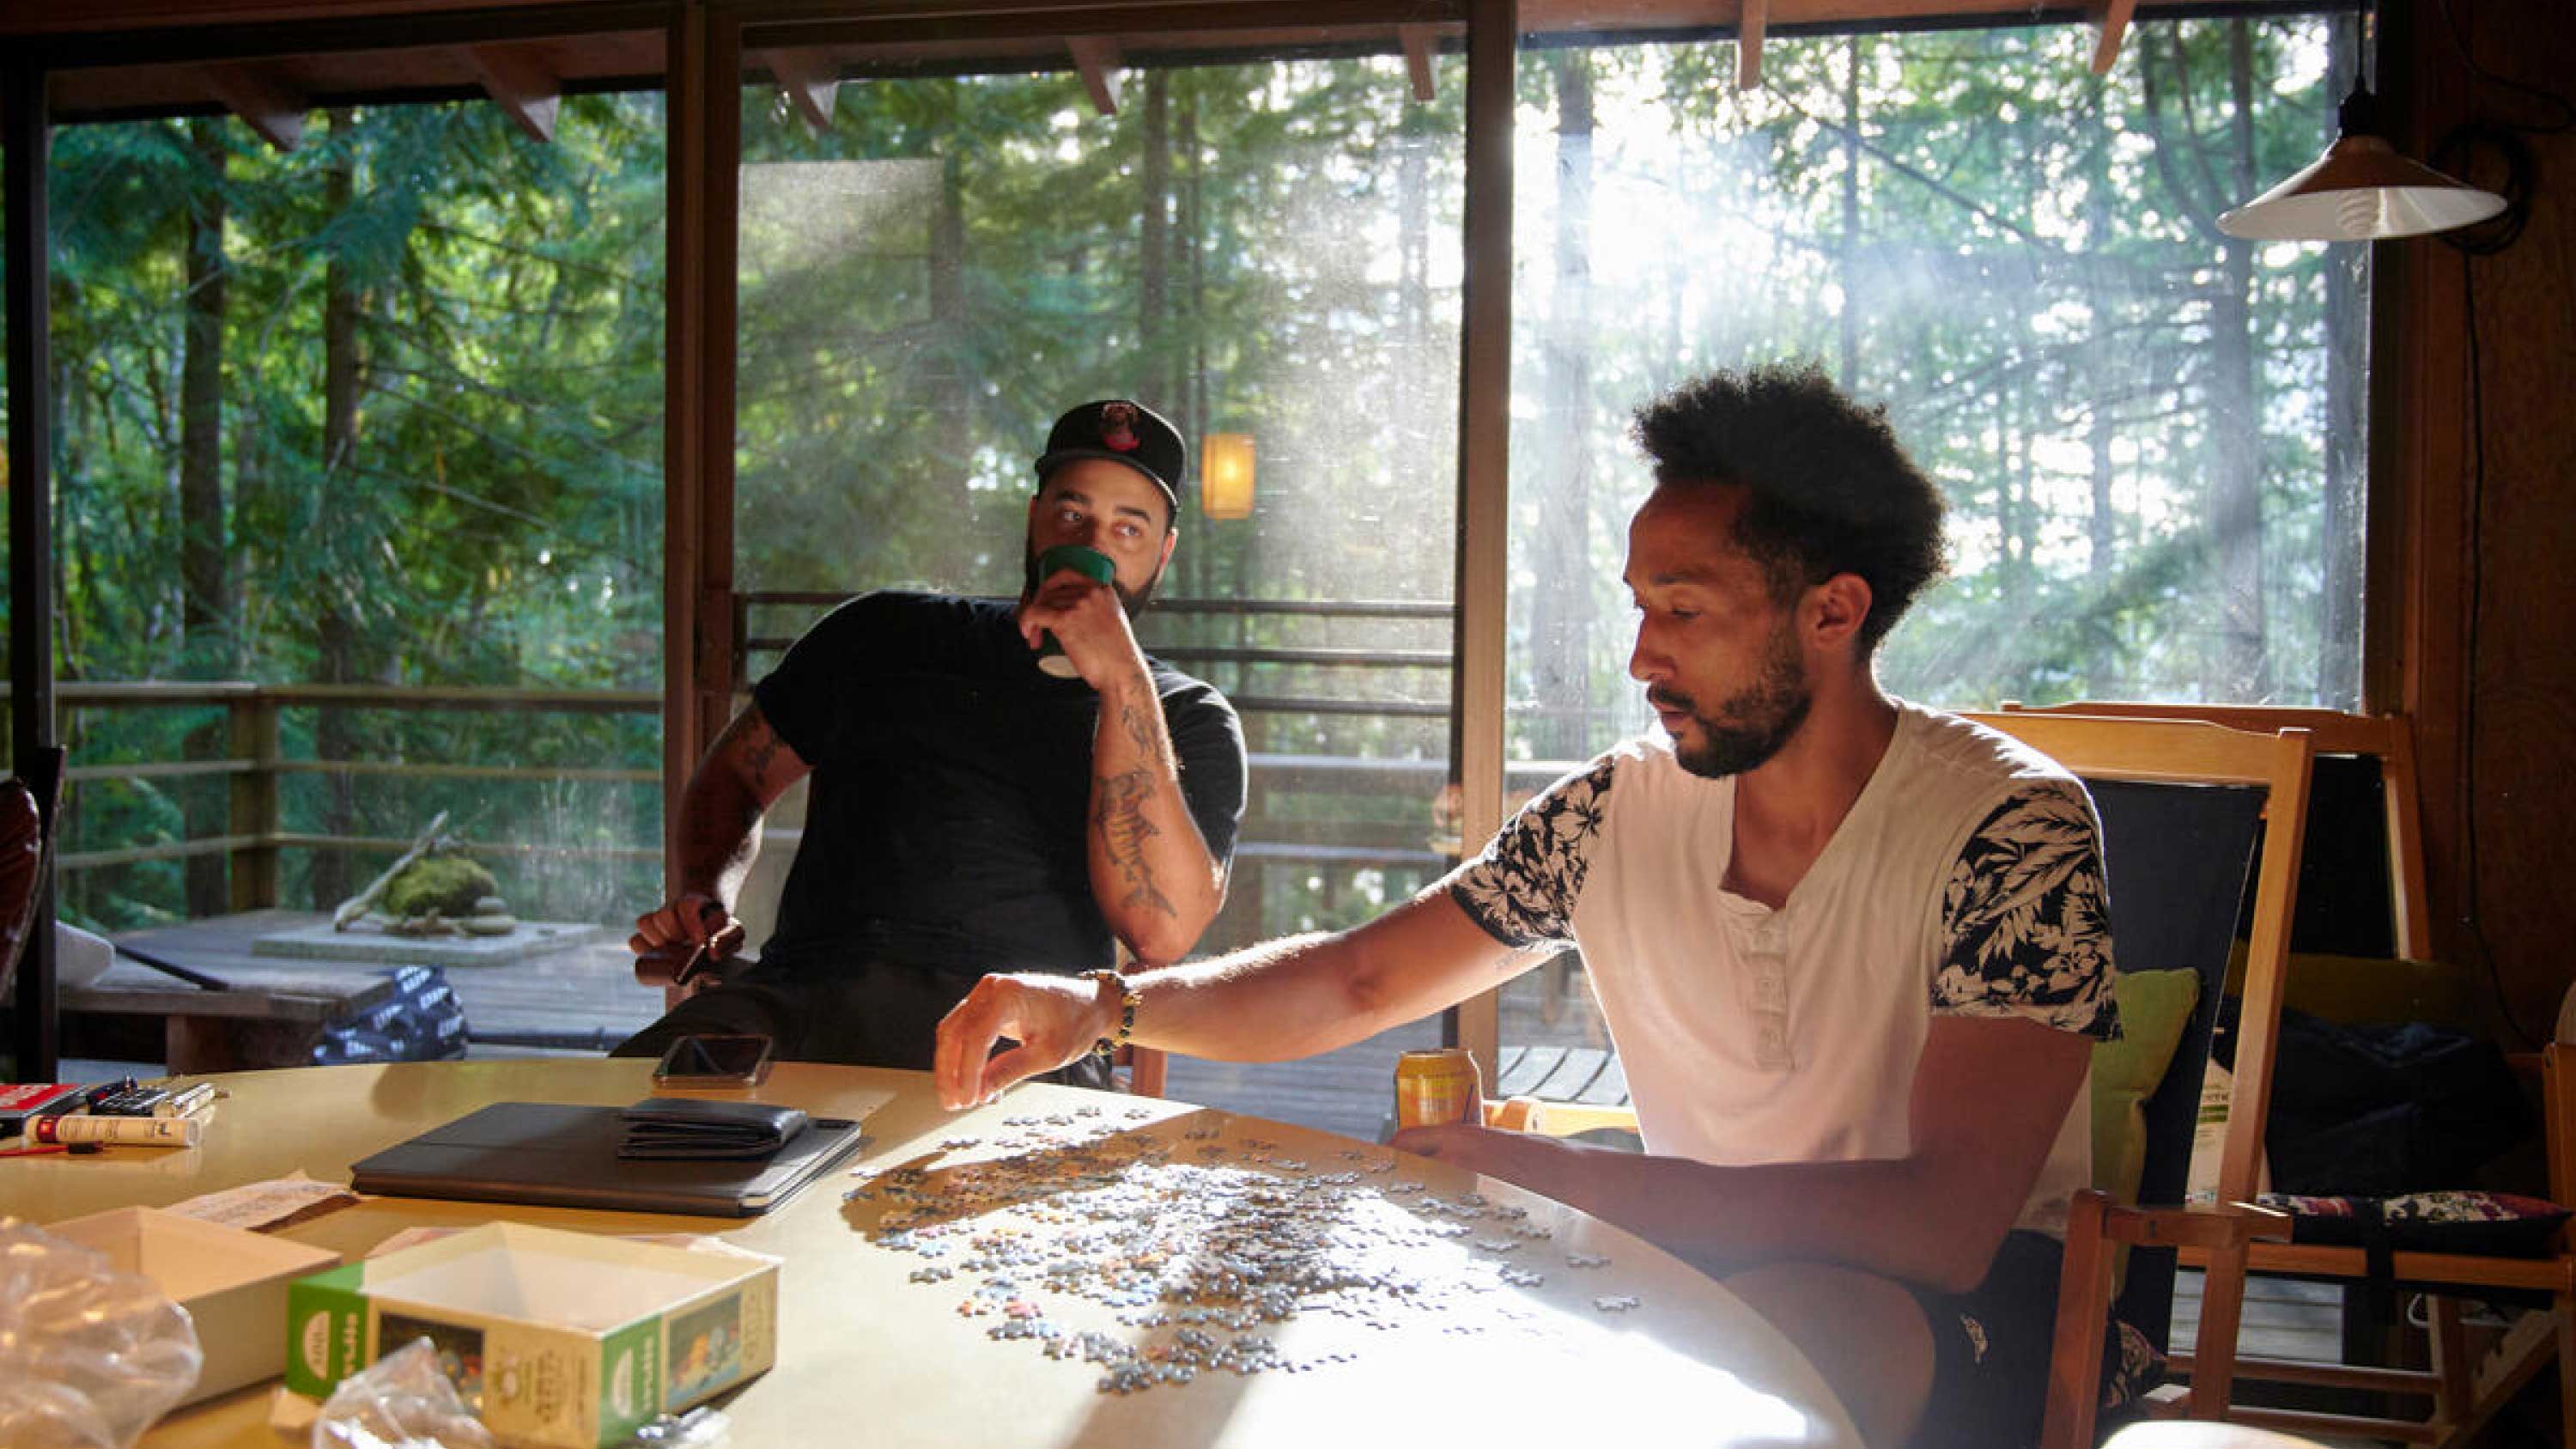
top-left (43, 88), bottom-right (667, 1053)
top-left (1501, 20), bottom-right (2366, 1059)
top-left (734, 51), bottom-right (1463, 1137)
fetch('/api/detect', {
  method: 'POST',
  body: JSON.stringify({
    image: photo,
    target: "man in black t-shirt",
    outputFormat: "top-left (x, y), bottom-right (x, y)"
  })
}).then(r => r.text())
top-left (613, 400), bottom-right (1246, 1079)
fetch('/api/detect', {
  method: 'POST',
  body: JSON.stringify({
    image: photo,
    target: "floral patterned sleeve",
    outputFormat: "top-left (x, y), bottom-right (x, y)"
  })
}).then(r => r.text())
top-left (1444, 756), bottom-right (1619, 948)
top-left (1933, 782), bottom-right (2121, 1040)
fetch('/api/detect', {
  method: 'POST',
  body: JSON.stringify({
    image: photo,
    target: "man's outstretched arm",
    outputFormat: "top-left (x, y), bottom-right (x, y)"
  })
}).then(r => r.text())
top-left (1395, 1014), bottom-right (2091, 1294)
top-left (629, 703), bottom-right (811, 956)
top-left (934, 884), bottom-right (1530, 1109)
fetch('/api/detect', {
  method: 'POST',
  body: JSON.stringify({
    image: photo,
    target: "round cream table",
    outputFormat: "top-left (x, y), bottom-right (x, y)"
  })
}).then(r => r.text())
top-left (5, 1059), bottom-right (1861, 1448)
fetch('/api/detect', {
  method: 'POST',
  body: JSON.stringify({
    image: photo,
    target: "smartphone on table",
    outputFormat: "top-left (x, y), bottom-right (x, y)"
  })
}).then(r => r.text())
top-left (652, 1033), bottom-right (775, 1087)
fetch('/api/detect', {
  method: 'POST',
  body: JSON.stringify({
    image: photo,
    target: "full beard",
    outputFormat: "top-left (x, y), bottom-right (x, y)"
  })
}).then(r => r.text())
top-left (1021, 544), bottom-right (1160, 615)
top-left (1653, 625), bottom-right (1812, 780)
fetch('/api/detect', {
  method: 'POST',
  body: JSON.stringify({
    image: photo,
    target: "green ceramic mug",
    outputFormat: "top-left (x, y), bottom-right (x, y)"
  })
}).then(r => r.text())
top-left (1033, 544), bottom-right (1116, 679)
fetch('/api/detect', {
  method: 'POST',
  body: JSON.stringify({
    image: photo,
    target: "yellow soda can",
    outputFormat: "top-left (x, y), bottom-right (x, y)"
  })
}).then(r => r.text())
top-left (1394, 1048), bottom-right (1484, 1131)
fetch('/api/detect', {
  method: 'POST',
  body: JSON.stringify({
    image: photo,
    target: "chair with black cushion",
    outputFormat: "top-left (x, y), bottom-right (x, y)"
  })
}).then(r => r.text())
top-left (1, 746), bottom-right (70, 1084)
top-left (0, 746), bottom-right (68, 1004)
top-left (1999, 703), bottom-right (2429, 962)
top-left (2005, 706), bottom-right (2575, 1446)
top-left (1949, 714), bottom-right (2312, 1449)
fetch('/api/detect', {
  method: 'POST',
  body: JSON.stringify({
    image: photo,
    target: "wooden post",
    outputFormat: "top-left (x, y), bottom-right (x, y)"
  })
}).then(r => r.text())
top-left (1447, 0), bottom-right (1513, 1080)
top-left (2188, 1235), bottom-right (2252, 1419)
top-left (202, 63), bottom-right (305, 151)
top-left (1397, 24), bottom-right (1438, 101)
top-left (228, 693), bottom-right (281, 910)
top-left (2040, 1190), bottom-right (2114, 1449)
top-left (665, 6), bottom-right (724, 896)
top-left (465, 43), bottom-right (561, 143)
top-left (665, 7), bottom-right (741, 1008)
top-left (1067, 35), bottom-right (1122, 116)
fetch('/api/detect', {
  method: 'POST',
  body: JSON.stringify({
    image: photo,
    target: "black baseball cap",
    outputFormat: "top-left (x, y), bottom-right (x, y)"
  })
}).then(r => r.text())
top-left (1035, 399), bottom-right (1186, 519)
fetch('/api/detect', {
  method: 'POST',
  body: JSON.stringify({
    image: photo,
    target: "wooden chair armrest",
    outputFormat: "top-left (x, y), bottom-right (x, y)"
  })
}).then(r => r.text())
top-left (2050, 1193), bottom-right (2290, 1446)
top-left (1121, 1044), bottom-right (1167, 1099)
top-left (1480, 1098), bottom-right (1641, 1137)
top-left (2100, 1200), bottom-right (2292, 1251)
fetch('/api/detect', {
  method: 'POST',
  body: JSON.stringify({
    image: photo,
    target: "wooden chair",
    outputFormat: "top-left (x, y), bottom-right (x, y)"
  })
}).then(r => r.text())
top-left (1960, 713), bottom-right (2314, 1227)
top-left (1948, 715), bottom-right (2313, 1449)
top-left (2164, 1044), bottom-right (2576, 1448)
top-left (2099, 1424), bottom-right (2338, 1449)
top-left (2008, 704), bottom-right (2573, 1448)
top-left (1999, 703), bottom-right (2428, 959)
top-left (0, 746), bottom-right (68, 1002)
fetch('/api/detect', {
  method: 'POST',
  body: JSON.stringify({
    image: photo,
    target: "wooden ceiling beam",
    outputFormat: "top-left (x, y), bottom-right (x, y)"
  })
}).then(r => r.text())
top-left (1066, 34), bottom-right (1121, 116)
top-left (759, 46), bottom-right (841, 132)
top-left (1737, 0), bottom-right (1768, 88)
top-left (201, 62), bottom-right (304, 150)
top-left (465, 42), bottom-right (559, 143)
top-left (2088, 0), bottom-right (2136, 74)
top-left (1398, 23), bottom-right (1438, 100)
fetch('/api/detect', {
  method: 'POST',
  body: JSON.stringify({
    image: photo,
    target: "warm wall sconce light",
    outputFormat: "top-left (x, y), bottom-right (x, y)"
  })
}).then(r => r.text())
top-left (1201, 433), bottom-right (1255, 521)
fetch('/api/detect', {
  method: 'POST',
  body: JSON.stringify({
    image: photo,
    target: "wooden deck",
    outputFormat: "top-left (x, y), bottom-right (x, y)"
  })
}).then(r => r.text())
top-left (91, 909), bottom-right (660, 1058)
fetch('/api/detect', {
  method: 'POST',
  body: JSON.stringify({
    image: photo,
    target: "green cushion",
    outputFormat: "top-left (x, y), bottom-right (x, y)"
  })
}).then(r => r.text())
top-left (2224, 941), bottom-right (2474, 1029)
top-left (2089, 968), bottom-right (2202, 1204)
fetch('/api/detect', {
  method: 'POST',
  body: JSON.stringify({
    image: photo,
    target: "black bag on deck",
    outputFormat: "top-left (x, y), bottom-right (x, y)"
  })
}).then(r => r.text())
top-left (2261, 1006), bottom-right (2528, 1196)
top-left (310, 964), bottom-right (469, 1065)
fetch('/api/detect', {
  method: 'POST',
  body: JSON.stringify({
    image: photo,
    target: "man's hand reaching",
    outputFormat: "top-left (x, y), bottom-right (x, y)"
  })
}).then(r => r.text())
top-left (1388, 1121), bottom-right (1571, 1188)
top-left (935, 972), bottom-right (1116, 1110)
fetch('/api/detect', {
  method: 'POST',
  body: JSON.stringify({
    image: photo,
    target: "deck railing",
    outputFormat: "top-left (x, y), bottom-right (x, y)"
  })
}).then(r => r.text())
top-left (10, 595), bottom-right (1590, 934)
top-left (7, 682), bottom-right (662, 911)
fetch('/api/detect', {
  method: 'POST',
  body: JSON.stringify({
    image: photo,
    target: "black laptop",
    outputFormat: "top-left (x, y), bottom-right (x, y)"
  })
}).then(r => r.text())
top-left (349, 1102), bottom-right (867, 1217)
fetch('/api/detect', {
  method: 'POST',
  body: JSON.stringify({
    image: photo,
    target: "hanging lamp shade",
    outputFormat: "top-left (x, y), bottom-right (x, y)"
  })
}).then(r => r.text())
top-left (2219, 90), bottom-right (2505, 241)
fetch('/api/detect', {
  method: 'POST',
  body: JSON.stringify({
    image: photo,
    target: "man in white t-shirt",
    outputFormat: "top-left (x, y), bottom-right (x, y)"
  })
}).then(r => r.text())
top-left (932, 362), bottom-right (2121, 1449)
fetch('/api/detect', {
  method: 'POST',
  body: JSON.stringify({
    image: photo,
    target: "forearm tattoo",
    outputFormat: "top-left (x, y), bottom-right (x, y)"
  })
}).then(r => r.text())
top-left (1097, 769), bottom-right (1177, 917)
top-left (742, 725), bottom-right (784, 788)
top-left (1097, 702), bottom-right (1179, 918)
top-left (1119, 697), bottom-right (1164, 763)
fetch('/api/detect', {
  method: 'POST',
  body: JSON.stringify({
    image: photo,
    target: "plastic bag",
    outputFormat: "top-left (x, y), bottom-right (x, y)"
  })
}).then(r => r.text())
top-left (630, 1406), bottom-right (730, 1448)
top-left (0, 1218), bottom-right (204, 1449)
top-left (311, 1337), bottom-right (495, 1449)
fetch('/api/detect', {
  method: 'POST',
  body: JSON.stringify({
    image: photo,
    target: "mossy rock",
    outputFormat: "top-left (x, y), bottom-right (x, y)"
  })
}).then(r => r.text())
top-left (382, 855), bottom-right (502, 920)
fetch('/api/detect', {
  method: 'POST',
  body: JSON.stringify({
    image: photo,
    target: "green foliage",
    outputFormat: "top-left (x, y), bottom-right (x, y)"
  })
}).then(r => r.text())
top-left (39, 94), bottom-right (668, 929)
top-left (27, 17), bottom-right (2363, 953)
top-left (1504, 17), bottom-right (2365, 760)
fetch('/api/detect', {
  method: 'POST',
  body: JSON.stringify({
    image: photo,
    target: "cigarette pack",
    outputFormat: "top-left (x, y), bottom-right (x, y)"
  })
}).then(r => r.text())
top-left (0, 1082), bottom-right (85, 1138)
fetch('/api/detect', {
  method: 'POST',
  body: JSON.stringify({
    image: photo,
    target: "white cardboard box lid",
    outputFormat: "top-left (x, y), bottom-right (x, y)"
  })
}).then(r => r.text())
top-left (46, 1206), bottom-right (340, 1300)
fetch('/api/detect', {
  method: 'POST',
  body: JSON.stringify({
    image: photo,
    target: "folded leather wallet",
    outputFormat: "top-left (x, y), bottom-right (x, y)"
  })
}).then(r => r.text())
top-left (617, 1097), bottom-right (811, 1160)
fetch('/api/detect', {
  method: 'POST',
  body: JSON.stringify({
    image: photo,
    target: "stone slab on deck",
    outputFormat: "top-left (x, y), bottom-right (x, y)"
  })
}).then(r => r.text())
top-left (251, 917), bottom-right (604, 968)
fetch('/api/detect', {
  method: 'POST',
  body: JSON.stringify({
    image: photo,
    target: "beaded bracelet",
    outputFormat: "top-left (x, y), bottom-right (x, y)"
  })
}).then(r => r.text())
top-left (1081, 969), bottom-right (1141, 1060)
